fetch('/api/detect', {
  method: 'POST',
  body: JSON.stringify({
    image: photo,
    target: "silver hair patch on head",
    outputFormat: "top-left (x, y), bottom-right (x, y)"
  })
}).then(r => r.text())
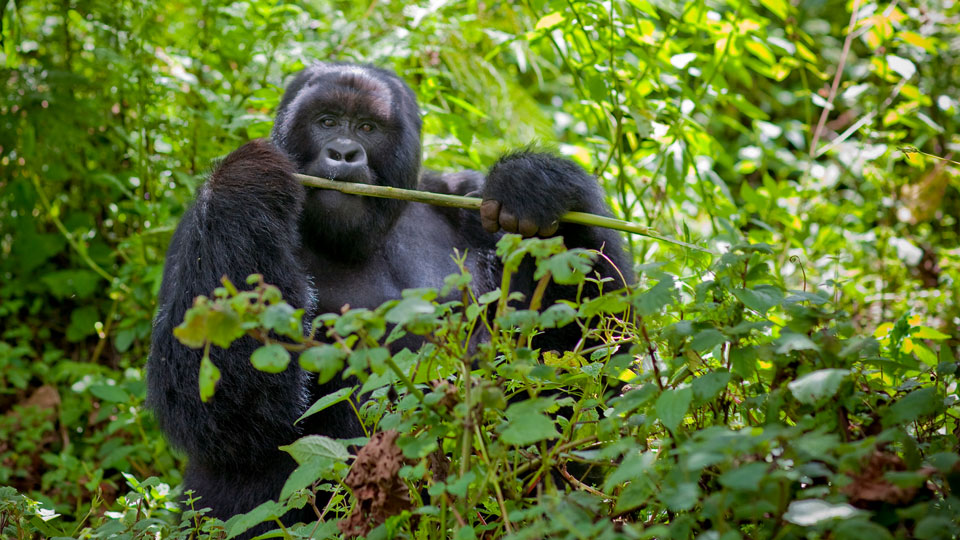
top-left (272, 64), bottom-right (395, 150)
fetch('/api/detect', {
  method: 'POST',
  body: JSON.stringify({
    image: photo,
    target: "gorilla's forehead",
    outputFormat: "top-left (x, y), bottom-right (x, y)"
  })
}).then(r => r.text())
top-left (301, 65), bottom-right (393, 120)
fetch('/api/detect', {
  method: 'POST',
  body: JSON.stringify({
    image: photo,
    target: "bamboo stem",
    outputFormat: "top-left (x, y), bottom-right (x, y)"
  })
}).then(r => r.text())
top-left (294, 173), bottom-right (711, 254)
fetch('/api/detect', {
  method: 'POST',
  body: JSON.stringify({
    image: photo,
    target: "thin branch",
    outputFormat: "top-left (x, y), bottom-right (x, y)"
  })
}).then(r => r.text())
top-left (294, 173), bottom-right (712, 254)
top-left (809, 0), bottom-right (862, 156)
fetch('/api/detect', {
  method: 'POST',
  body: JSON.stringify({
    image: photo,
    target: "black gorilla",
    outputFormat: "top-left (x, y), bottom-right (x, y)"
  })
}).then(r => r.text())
top-left (147, 63), bottom-right (630, 526)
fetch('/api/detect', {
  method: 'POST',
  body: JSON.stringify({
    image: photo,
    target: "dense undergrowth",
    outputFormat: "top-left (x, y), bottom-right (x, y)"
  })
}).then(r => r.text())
top-left (2, 0), bottom-right (960, 538)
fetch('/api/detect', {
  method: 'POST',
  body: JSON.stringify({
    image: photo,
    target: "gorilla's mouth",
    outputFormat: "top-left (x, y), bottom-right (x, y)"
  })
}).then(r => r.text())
top-left (303, 162), bottom-right (374, 185)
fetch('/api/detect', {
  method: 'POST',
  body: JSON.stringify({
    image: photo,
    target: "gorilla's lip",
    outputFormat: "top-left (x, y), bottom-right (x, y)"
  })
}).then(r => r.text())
top-left (303, 165), bottom-right (373, 186)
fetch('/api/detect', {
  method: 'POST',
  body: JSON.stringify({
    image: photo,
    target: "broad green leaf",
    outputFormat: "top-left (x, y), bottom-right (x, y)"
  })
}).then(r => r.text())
top-left (199, 354), bottom-right (220, 403)
top-left (775, 332), bottom-right (819, 354)
top-left (499, 412), bottom-right (558, 446)
top-left (538, 249), bottom-right (595, 284)
top-left (279, 457), bottom-right (335, 500)
top-left (207, 308), bottom-right (244, 348)
top-left (633, 277), bottom-right (676, 316)
top-left (174, 300), bottom-right (210, 349)
top-left (90, 384), bottom-right (130, 403)
top-left (718, 462), bottom-right (767, 492)
top-left (541, 303), bottom-right (577, 328)
top-left (260, 303), bottom-right (302, 339)
top-left (787, 369), bottom-right (849, 404)
top-left (884, 387), bottom-right (940, 426)
top-left (225, 500), bottom-right (285, 539)
top-left (661, 482), bottom-right (699, 511)
top-left (280, 435), bottom-right (351, 465)
top-left (500, 398), bottom-right (560, 446)
top-left (692, 371), bottom-right (731, 403)
top-left (385, 297), bottom-right (436, 325)
top-left (912, 326), bottom-right (950, 340)
top-left (690, 329), bottom-right (726, 352)
top-left (732, 284), bottom-right (784, 314)
top-left (251, 344), bottom-right (291, 373)
top-left (299, 345), bottom-right (347, 384)
top-left (604, 450), bottom-right (656, 491)
top-left (295, 387), bottom-right (353, 425)
top-left (655, 387), bottom-right (692, 433)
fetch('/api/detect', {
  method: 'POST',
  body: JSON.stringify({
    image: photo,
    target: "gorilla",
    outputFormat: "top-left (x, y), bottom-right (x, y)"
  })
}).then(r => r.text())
top-left (147, 63), bottom-right (630, 528)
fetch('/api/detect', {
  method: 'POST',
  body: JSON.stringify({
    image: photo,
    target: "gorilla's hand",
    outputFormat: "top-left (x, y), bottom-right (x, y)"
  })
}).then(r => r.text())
top-left (209, 139), bottom-right (304, 216)
top-left (481, 152), bottom-right (604, 237)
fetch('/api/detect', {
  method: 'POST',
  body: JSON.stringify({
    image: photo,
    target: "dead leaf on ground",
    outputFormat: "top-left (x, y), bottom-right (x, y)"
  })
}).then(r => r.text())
top-left (842, 450), bottom-right (934, 506)
top-left (338, 430), bottom-right (414, 538)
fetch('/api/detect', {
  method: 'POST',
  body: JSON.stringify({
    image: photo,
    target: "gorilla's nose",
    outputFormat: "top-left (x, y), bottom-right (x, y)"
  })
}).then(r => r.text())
top-left (322, 139), bottom-right (368, 171)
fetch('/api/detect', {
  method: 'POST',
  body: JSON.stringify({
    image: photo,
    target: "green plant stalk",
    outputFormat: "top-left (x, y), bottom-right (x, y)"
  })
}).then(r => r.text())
top-left (295, 173), bottom-right (711, 253)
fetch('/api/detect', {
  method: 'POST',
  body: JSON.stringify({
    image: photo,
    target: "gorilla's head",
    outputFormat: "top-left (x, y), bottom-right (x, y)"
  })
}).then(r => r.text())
top-left (271, 63), bottom-right (422, 256)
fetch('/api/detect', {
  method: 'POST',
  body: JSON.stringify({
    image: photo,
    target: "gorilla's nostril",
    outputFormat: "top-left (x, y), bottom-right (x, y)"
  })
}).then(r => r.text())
top-left (322, 139), bottom-right (367, 167)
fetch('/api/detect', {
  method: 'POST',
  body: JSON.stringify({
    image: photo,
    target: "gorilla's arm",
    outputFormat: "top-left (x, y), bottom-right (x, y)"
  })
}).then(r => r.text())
top-left (423, 153), bottom-right (632, 350)
top-left (481, 152), bottom-right (633, 349)
top-left (147, 140), bottom-right (312, 474)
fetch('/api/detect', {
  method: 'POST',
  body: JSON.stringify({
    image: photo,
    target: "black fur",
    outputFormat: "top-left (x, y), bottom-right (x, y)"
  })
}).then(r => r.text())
top-left (147, 63), bottom-right (632, 533)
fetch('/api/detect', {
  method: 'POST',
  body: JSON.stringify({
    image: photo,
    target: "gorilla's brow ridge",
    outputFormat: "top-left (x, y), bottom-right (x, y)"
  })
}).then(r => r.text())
top-left (274, 67), bottom-right (394, 150)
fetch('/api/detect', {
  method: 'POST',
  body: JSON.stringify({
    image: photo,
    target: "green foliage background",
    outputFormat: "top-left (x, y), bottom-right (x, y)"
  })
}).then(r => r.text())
top-left (1, 0), bottom-right (959, 538)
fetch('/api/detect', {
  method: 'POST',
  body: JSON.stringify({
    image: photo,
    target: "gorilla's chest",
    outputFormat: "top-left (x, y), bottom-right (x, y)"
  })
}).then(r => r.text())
top-left (299, 203), bottom-right (497, 316)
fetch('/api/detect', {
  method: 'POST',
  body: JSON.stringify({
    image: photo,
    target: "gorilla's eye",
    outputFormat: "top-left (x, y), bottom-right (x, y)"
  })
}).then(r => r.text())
top-left (320, 118), bottom-right (337, 128)
top-left (358, 122), bottom-right (375, 132)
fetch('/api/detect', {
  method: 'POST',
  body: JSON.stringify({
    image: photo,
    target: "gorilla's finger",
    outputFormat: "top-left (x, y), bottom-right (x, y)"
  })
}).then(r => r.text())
top-left (518, 217), bottom-right (538, 237)
top-left (499, 209), bottom-right (519, 233)
top-left (480, 199), bottom-right (501, 233)
top-left (540, 220), bottom-right (559, 237)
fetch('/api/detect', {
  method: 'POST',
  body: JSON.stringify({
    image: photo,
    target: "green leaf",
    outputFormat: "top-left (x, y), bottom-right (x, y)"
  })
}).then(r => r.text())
top-left (279, 435), bottom-right (351, 465)
top-left (912, 326), bottom-right (950, 340)
top-left (174, 299), bottom-right (210, 349)
top-left (732, 284), bottom-right (784, 314)
top-left (199, 354), bottom-right (220, 402)
top-left (661, 482), bottom-right (699, 511)
top-left (633, 276), bottom-right (676, 316)
top-left (66, 305), bottom-right (99, 342)
top-left (385, 297), bottom-right (436, 325)
top-left (787, 369), bottom-right (849, 404)
top-left (775, 332), bottom-right (819, 354)
top-left (40, 269), bottom-right (101, 299)
top-left (541, 303), bottom-right (577, 328)
top-left (718, 462), bottom-right (767, 492)
top-left (692, 371), bottom-right (730, 403)
top-left (295, 387), bottom-right (353, 425)
top-left (250, 344), bottom-right (291, 373)
top-left (884, 387), bottom-right (940, 426)
top-left (604, 451), bottom-right (656, 491)
top-left (225, 500), bottom-right (285, 539)
top-left (655, 387), bottom-right (692, 433)
top-left (207, 308), bottom-right (244, 348)
top-left (730, 346), bottom-right (758, 379)
top-left (500, 398), bottom-right (560, 446)
top-left (279, 457), bottom-right (335, 500)
top-left (690, 329), bottom-right (726, 352)
top-left (538, 249), bottom-right (595, 284)
top-left (500, 413), bottom-right (559, 446)
top-left (299, 345), bottom-right (347, 384)
top-left (260, 303), bottom-right (303, 339)
top-left (90, 384), bottom-right (130, 403)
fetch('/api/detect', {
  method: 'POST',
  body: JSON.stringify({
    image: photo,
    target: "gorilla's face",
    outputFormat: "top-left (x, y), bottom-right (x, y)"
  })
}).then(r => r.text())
top-left (271, 64), bottom-right (423, 256)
